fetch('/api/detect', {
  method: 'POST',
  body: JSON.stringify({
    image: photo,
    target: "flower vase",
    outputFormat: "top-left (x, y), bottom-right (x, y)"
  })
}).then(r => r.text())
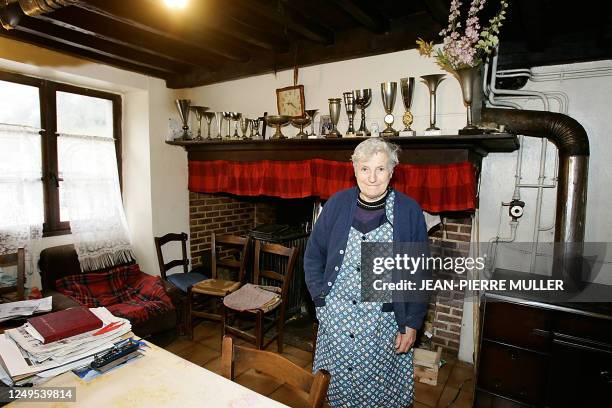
top-left (456, 65), bottom-right (480, 132)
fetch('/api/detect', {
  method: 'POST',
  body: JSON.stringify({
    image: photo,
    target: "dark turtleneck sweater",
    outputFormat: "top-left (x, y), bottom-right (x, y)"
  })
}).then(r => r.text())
top-left (352, 188), bottom-right (390, 234)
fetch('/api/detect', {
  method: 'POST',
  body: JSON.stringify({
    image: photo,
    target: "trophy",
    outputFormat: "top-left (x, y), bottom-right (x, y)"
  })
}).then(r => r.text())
top-left (399, 78), bottom-right (416, 136)
top-left (327, 98), bottom-right (342, 138)
top-left (240, 117), bottom-right (249, 139)
top-left (203, 112), bottom-right (216, 140)
top-left (189, 106), bottom-right (209, 141)
top-left (230, 112), bottom-right (242, 138)
top-left (219, 112), bottom-right (232, 139)
top-left (265, 115), bottom-right (291, 139)
top-left (421, 74), bottom-right (446, 135)
top-left (305, 109), bottom-right (318, 137)
top-left (292, 117), bottom-right (310, 139)
top-left (380, 82), bottom-right (398, 137)
top-left (354, 89), bottom-right (371, 136)
top-left (343, 91), bottom-right (356, 137)
top-left (215, 112), bottom-right (223, 139)
top-left (175, 99), bottom-right (191, 140)
top-left (252, 118), bottom-right (262, 139)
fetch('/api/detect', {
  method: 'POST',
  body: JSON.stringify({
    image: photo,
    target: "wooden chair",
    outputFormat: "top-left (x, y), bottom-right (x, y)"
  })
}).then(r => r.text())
top-left (154, 232), bottom-right (208, 333)
top-left (0, 248), bottom-right (26, 301)
top-left (222, 240), bottom-right (297, 353)
top-left (221, 336), bottom-right (330, 408)
top-left (188, 233), bottom-right (250, 338)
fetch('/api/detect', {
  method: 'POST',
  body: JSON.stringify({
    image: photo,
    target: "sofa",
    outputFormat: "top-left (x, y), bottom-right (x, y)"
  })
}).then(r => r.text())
top-left (38, 244), bottom-right (180, 346)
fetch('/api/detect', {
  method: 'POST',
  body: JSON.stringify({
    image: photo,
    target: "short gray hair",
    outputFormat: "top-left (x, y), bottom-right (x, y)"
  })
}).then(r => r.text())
top-left (351, 137), bottom-right (400, 171)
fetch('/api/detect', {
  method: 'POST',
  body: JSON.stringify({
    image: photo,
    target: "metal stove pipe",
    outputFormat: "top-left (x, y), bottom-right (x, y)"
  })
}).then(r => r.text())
top-left (481, 107), bottom-right (589, 284)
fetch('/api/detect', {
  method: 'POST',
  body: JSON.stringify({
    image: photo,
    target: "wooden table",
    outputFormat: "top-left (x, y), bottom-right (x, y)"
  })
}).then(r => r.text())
top-left (7, 340), bottom-right (288, 407)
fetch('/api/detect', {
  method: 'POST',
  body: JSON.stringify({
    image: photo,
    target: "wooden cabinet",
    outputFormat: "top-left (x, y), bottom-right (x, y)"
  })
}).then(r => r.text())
top-left (476, 294), bottom-right (612, 407)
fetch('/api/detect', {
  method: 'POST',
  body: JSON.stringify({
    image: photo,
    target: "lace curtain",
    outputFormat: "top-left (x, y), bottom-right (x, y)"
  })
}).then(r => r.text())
top-left (58, 133), bottom-right (134, 271)
top-left (0, 124), bottom-right (43, 256)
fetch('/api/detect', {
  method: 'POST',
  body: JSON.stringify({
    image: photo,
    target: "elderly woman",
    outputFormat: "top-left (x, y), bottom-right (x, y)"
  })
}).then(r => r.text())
top-left (305, 137), bottom-right (428, 407)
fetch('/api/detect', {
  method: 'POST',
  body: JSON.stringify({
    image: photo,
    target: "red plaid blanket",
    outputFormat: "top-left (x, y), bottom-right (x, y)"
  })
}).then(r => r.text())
top-left (55, 264), bottom-right (174, 324)
top-left (188, 159), bottom-right (476, 212)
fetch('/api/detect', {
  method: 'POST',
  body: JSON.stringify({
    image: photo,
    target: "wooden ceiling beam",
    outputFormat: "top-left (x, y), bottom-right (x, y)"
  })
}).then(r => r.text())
top-left (232, 0), bottom-right (334, 45)
top-left (167, 12), bottom-right (442, 88)
top-left (36, 8), bottom-right (218, 69)
top-left (16, 15), bottom-right (190, 73)
top-left (330, 0), bottom-right (389, 34)
top-left (71, 0), bottom-right (251, 62)
top-left (0, 29), bottom-right (171, 78)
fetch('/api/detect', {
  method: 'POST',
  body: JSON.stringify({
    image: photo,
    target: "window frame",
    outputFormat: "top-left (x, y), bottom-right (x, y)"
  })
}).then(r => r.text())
top-left (0, 70), bottom-right (122, 237)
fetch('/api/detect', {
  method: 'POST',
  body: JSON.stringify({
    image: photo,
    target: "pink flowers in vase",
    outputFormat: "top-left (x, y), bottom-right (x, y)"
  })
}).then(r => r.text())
top-left (417, 0), bottom-right (509, 70)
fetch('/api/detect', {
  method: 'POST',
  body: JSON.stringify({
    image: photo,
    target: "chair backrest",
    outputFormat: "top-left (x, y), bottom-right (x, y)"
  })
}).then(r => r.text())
top-left (154, 232), bottom-right (189, 280)
top-left (0, 248), bottom-right (26, 301)
top-left (253, 240), bottom-right (297, 301)
top-left (211, 233), bottom-right (250, 282)
top-left (221, 336), bottom-right (329, 408)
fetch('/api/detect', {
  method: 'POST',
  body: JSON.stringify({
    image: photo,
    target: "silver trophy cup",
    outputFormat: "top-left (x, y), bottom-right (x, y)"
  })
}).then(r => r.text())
top-left (190, 106), bottom-right (209, 141)
top-left (343, 91), bottom-right (356, 137)
top-left (421, 74), bottom-right (446, 135)
top-left (399, 78), bottom-right (416, 136)
top-left (354, 89), bottom-right (371, 136)
top-left (327, 98), bottom-right (342, 138)
top-left (380, 82), bottom-right (398, 137)
top-left (175, 99), bottom-right (191, 140)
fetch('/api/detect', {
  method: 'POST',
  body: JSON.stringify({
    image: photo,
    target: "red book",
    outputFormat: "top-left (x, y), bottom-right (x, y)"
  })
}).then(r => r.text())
top-left (27, 307), bottom-right (103, 344)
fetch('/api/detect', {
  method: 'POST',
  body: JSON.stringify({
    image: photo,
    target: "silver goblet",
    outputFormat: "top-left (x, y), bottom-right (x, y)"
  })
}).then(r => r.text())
top-left (328, 98), bottom-right (342, 138)
top-left (291, 116), bottom-right (311, 139)
top-left (343, 91), bottom-right (356, 137)
top-left (380, 82), bottom-right (398, 137)
top-left (230, 112), bottom-right (242, 138)
top-left (305, 109), bottom-right (318, 137)
top-left (190, 106), bottom-right (209, 141)
top-left (215, 112), bottom-right (223, 139)
top-left (240, 117), bottom-right (249, 139)
top-left (421, 74), bottom-right (446, 135)
top-left (203, 112), bottom-right (216, 140)
top-left (222, 112), bottom-right (232, 139)
top-left (354, 89), bottom-right (371, 136)
top-left (175, 99), bottom-right (191, 140)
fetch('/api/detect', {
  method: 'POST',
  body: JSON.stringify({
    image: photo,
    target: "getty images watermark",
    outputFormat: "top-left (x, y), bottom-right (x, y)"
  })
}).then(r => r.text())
top-left (360, 241), bottom-right (612, 303)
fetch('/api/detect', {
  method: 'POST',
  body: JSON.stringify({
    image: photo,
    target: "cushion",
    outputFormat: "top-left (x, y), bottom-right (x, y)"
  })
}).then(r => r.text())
top-left (223, 284), bottom-right (281, 313)
top-left (191, 279), bottom-right (241, 296)
top-left (55, 264), bottom-right (174, 324)
top-left (167, 272), bottom-right (208, 293)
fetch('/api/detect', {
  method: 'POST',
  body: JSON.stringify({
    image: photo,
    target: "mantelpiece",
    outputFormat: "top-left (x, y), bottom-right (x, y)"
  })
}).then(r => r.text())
top-left (166, 133), bottom-right (519, 166)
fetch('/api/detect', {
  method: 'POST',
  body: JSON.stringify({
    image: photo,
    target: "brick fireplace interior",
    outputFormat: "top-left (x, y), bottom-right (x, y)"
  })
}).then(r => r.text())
top-left (189, 191), bottom-right (473, 356)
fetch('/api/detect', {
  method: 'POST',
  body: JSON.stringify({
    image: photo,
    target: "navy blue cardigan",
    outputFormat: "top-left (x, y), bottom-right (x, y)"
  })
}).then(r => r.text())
top-left (304, 186), bottom-right (429, 333)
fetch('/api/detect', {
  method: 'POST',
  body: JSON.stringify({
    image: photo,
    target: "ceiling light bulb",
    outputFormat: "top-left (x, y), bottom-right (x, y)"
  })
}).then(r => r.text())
top-left (164, 0), bottom-right (188, 9)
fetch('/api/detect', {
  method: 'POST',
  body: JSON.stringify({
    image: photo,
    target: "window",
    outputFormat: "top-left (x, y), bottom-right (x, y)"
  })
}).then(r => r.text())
top-left (0, 71), bottom-right (122, 236)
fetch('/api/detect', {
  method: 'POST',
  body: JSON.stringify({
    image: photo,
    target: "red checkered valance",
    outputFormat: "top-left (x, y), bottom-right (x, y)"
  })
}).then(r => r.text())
top-left (188, 159), bottom-right (477, 213)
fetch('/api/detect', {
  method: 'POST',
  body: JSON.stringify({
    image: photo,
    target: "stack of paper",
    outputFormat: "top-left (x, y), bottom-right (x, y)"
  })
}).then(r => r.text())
top-left (0, 297), bottom-right (53, 322)
top-left (0, 307), bottom-right (131, 385)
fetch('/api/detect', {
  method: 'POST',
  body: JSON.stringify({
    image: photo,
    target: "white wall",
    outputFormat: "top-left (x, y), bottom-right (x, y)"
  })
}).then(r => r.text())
top-left (0, 37), bottom-right (190, 284)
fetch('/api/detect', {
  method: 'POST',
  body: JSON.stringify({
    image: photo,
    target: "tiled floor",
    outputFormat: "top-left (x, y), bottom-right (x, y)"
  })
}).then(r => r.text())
top-left (163, 321), bottom-right (475, 408)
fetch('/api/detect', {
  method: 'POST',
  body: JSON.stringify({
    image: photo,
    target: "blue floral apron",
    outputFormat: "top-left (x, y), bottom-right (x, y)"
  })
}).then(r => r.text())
top-left (313, 191), bottom-right (415, 407)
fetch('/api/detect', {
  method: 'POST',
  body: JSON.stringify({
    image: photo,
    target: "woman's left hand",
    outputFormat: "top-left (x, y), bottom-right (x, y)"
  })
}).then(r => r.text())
top-left (395, 327), bottom-right (417, 354)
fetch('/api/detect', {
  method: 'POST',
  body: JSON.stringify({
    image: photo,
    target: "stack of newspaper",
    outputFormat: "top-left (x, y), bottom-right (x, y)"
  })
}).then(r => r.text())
top-left (0, 307), bottom-right (131, 385)
top-left (0, 297), bottom-right (53, 323)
